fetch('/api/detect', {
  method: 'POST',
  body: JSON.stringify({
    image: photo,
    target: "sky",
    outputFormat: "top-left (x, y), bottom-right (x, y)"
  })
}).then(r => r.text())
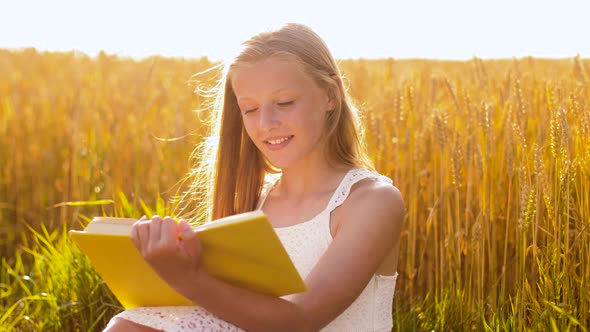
top-left (1, 0), bottom-right (589, 61)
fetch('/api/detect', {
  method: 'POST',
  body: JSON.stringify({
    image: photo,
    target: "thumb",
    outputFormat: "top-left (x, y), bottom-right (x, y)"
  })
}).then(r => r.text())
top-left (178, 220), bottom-right (201, 257)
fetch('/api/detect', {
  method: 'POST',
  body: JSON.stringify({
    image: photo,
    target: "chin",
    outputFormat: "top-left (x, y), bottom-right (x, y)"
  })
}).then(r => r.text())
top-left (264, 156), bottom-right (296, 170)
top-left (266, 161), bottom-right (291, 170)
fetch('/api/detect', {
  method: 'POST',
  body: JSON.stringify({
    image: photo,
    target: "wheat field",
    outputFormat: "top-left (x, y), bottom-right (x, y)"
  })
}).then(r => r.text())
top-left (1, 48), bottom-right (589, 331)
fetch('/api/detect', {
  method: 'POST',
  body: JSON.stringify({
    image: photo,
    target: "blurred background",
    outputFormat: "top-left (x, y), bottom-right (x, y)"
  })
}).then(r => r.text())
top-left (1, 0), bottom-right (589, 331)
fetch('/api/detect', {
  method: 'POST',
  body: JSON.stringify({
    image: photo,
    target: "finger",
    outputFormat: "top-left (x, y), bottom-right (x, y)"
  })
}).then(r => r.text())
top-left (136, 220), bottom-right (151, 253)
top-left (161, 216), bottom-right (177, 246)
top-left (132, 216), bottom-right (148, 253)
top-left (149, 215), bottom-right (163, 246)
top-left (178, 219), bottom-right (201, 258)
top-left (131, 222), bottom-right (139, 248)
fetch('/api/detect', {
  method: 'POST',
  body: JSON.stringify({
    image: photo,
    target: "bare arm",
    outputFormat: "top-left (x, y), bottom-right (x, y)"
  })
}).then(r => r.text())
top-left (133, 181), bottom-right (404, 331)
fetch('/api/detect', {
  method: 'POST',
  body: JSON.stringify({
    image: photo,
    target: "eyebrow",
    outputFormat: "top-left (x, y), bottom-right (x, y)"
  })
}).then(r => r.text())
top-left (236, 88), bottom-right (295, 103)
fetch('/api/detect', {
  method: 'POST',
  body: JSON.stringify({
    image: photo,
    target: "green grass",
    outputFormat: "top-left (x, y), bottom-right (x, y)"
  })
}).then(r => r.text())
top-left (1, 224), bottom-right (119, 331)
top-left (1, 194), bottom-right (177, 331)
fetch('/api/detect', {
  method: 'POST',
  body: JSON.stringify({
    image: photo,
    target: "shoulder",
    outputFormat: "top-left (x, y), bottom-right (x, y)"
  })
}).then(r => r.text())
top-left (333, 172), bottom-right (404, 235)
top-left (346, 171), bottom-right (404, 215)
top-left (350, 176), bottom-right (403, 209)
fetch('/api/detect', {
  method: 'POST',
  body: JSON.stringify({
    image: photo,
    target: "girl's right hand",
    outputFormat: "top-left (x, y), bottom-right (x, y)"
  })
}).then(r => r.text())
top-left (131, 215), bottom-right (205, 293)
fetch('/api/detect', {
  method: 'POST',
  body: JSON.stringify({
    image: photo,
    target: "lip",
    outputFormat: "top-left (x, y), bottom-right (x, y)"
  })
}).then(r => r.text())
top-left (264, 135), bottom-right (293, 151)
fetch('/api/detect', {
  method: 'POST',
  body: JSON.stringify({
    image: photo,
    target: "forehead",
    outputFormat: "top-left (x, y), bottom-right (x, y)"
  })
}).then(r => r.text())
top-left (231, 58), bottom-right (315, 96)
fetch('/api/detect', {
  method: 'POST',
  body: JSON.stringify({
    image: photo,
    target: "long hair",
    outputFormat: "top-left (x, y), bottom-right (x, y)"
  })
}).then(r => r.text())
top-left (179, 23), bottom-right (373, 223)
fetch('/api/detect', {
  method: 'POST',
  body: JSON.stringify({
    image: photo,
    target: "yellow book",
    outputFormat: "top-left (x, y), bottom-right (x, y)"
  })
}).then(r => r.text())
top-left (69, 210), bottom-right (306, 309)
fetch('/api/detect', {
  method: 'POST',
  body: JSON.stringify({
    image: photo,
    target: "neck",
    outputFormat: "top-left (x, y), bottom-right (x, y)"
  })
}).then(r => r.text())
top-left (278, 161), bottom-right (351, 200)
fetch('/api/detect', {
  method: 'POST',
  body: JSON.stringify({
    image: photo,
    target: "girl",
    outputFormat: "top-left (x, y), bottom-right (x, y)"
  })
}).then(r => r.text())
top-left (105, 23), bottom-right (404, 332)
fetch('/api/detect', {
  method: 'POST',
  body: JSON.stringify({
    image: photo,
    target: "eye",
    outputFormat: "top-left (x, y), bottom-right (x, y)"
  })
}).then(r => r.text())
top-left (277, 100), bottom-right (295, 107)
top-left (242, 108), bottom-right (258, 114)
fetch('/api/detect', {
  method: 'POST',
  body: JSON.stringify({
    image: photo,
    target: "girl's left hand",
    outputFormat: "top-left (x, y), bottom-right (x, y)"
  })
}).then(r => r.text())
top-left (131, 215), bottom-right (203, 291)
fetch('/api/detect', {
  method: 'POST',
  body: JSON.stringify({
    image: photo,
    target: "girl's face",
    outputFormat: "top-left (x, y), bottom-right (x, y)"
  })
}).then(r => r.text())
top-left (232, 58), bottom-right (334, 170)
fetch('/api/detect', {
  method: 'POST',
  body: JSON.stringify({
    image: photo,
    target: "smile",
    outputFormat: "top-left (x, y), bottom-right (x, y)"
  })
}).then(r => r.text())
top-left (265, 136), bottom-right (293, 145)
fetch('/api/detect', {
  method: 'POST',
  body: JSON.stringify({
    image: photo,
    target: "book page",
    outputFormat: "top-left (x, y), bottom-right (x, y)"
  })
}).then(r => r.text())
top-left (84, 217), bottom-right (136, 235)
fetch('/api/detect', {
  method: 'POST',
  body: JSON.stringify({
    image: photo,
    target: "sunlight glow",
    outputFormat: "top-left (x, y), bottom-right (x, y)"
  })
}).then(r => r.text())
top-left (1, 0), bottom-right (589, 60)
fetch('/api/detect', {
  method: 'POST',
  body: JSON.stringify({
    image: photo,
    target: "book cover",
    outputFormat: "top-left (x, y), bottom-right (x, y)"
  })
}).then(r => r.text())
top-left (69, 210), bottom-right (306, 309)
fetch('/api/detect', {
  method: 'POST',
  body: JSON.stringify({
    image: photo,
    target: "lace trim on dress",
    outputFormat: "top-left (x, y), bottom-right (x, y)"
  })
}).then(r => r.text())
top-left (258, 169), bottom-right (392, 214)
top-left (326, 169), bottom-right (393, 213)
top-left (114, 306), bottom-right (244, 331)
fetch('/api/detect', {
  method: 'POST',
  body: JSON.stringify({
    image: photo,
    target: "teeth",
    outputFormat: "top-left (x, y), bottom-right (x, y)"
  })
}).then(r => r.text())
top-left (267, 136), bottom-right (290, 145)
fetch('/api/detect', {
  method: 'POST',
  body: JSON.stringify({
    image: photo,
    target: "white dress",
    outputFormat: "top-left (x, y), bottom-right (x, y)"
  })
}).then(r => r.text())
top-left (113, 168), bottom-right (397, 331)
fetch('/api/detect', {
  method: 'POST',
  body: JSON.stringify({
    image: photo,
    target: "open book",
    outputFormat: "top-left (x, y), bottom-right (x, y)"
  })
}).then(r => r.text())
top-left (69, 210), bottom-right (306, 309)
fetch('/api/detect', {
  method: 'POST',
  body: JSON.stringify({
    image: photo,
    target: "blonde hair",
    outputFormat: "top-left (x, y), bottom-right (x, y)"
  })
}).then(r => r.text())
top-left (180, 23), bottom-right (373, 223)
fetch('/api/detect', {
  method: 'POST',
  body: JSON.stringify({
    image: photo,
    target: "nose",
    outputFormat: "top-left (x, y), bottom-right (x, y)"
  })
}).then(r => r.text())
top-left (259, 103), bottom-right (279, 131)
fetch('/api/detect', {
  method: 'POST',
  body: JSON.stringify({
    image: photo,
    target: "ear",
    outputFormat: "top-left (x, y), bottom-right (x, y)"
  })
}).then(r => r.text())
top-left (326, 75), bottom-right (344, 111)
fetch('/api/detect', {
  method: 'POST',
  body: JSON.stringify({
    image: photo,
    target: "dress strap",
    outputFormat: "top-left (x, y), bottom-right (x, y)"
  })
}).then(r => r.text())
top-left (325, 168), bottom-right (393, 213)
top-left (256, 173), bottom-right (281, 210)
